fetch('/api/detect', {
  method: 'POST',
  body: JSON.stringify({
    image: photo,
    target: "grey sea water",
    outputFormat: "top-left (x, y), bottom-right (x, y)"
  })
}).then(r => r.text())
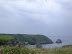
top-left (26, 36), bottom-right (72, 48)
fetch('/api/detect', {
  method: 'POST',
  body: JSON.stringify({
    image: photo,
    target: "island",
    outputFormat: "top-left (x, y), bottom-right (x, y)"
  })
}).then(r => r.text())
top-left (56, 39), bottom-right (62, 43)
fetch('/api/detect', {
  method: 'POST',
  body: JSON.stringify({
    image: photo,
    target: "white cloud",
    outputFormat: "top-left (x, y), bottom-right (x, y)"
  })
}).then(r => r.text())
top-left (11, 0), bottom-right (62, 13)
top-left (12, 0), bottom-right (63, 24)
top-left (0, 0), bottom-right (72, 25)
top-left (0, 0), bottom-right (62, 13)
top-left (0, 0), bottom-right (72, 36)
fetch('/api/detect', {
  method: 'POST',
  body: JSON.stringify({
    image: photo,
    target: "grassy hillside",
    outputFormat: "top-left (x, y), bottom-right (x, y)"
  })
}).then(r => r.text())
top-left (23, 34), bottom-right (53, 44)
top-left (11, 34), bottom-right (53, 44)
top-left (0, 45), bottom-right (72, 54)
top-left (0, 34), bottom-right (53, 45)
top-left (0, 34), bottom-right (15, 45)
top-left (0, 34), bottom-right (14, 40)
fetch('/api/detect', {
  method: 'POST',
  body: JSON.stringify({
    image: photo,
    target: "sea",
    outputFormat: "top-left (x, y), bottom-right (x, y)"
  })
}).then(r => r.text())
top-left (26, 36), bottom-right (72, 48)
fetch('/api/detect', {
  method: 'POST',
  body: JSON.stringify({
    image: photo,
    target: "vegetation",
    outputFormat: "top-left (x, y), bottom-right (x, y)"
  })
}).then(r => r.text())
top-left (0, 34), bottom-right (14, 40)
top-left (0, 34), bottom-right (53, 45)
top-left (62, 45), bottom-right (72, 48)
top-left (0, 45), bottom-right (72, 54)
top-left (0, 34), bottom-right (72, 54)
top-left (36, 42), bottom-right (42, 48)
top-left (11, 34), bottom-right (53, 45)
top-left (0, 34), bottom-right (14, 45)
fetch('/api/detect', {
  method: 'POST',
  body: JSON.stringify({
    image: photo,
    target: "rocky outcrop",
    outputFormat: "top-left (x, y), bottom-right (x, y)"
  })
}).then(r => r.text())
top-left (56, 39), bottom-right (62, 43)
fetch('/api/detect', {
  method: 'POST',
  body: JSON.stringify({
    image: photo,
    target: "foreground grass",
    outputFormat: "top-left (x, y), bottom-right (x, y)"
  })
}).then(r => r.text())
top-left (0, 45), bottom-right (72, 54)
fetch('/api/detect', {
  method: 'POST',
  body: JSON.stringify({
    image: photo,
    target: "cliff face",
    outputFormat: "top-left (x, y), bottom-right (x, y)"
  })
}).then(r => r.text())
top-left (56, 39), bottom-right (62, 43)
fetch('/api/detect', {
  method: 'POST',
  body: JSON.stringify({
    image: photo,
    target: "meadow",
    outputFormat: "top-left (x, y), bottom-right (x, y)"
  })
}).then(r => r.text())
top-left (0, 34), bottom-right (14, 40)
top-left (0, 45), bottom-right (72, 54)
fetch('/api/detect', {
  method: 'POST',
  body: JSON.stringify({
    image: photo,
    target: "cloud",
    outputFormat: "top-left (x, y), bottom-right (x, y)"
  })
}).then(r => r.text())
top-left (0, 0), bottom-right (63, 25)
top-left (0, 0), bottom-right (72, 36)
top-left (9, 0), bottom-right (63, 24)
top-left (0, 0), bottom-right (72, 25)
top-left (10, 0), bottom-right (62, 13)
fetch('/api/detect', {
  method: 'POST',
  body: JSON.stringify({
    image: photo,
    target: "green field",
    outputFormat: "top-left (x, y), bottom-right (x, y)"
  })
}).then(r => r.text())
top-left (0, 34), bottom-right (14, 40)
top-left (0, 45), bottom-right (72, 54)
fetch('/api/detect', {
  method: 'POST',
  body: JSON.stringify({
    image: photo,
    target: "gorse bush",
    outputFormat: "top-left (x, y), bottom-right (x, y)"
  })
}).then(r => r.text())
top-left (0, 45), bottom-right (72, 54)
top-left (0, 46), bottom-right (30, 54)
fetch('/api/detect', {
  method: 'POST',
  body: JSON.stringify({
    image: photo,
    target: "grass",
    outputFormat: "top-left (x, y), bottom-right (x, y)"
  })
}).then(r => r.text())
top-left (11, 34), bottom-right (53, 44)
top-left (0, 45), bottom-right (72, 54)
top-left (0, 34), bottom-right (14, 40)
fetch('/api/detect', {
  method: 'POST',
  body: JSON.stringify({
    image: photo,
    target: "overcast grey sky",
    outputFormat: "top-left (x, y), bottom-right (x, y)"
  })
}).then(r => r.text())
top-left (0, 0), bottom-right (72, 38)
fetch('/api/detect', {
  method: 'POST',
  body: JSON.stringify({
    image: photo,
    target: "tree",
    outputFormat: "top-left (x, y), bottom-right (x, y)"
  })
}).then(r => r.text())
top-left (36, 42), bottom-right (42, 48)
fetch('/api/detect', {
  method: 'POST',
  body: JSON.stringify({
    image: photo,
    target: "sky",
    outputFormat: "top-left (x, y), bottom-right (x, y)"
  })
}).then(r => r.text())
top-left (0, 0), bottom-right (72, 40)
